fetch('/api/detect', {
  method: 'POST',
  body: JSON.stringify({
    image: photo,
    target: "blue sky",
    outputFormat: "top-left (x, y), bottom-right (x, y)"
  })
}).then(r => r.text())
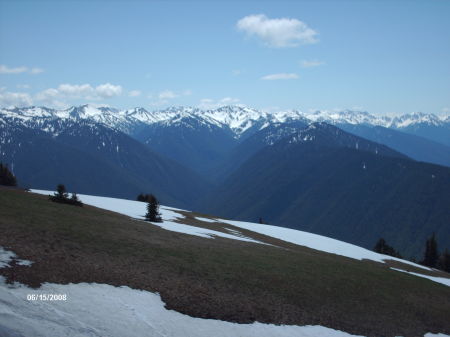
top-left (0, 0), bottom-right (449, 115)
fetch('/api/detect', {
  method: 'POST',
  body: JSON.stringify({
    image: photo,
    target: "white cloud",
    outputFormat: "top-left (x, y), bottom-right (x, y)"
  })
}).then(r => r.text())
top-left (0, 91), bottom-right (33, 107)
top-left (30, 67), bottom-right (44, 74)
top-left (34, 83), bottom-right (123, 106)
top-left (0, 65), bottom-right (44, 75)
top-left (237, 14), bottom-right (318, 48)
top-left (57, 84), bottom-right (94, 97)
top-left (0, 65), bottom-right (28, 74)
top-left (301, 60), bottom-right (325, 68)
top-left (149, 89), bottom-right (191, 106)
top-left (95, 83), bottom-right (123, 98)
top-left (158, 90), bottom-right (178, 100)
top-left (128, 90), bottom-right (142, 97)
top-left (198, 97), bottom-right (241, 109)
top-left (261, 73), bottom-right (299, 80)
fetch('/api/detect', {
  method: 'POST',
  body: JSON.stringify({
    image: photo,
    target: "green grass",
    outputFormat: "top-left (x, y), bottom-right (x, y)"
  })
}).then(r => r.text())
top-left (1, 188), bottom-right (449, 337)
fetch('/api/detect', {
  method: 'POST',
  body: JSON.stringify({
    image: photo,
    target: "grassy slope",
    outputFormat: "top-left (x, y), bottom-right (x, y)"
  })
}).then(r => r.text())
top-left (1, 189), bottom-right (449, 337)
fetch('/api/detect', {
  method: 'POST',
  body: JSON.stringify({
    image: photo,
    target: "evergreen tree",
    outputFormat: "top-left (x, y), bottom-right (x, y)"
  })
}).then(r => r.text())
top-left (145, 194), bottom-right (162, 222)
top-left (0, 163), bottom-right (17, 186)
top-left (421, 233), bottom-right (439, 268)
top-left (373, 238), bottom-right (402, 258)
top-left (137, 193), bottom-right (146, 202)
top-left (437, 249), bottom-right (450, 273)
top-left (49, 184), bottom-right (82, 206)
top-left (69, 192), bottom-right (83, 207)
top-left (55, 184), bottom-right (69, 200)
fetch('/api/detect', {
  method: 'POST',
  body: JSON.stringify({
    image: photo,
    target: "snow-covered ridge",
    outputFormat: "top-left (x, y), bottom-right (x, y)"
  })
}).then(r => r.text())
top-left (2, 104), bottom-right (448, 138)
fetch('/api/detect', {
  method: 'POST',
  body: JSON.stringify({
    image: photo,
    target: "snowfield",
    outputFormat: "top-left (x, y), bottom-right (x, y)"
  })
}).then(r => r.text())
top-left (1, 273), bottom-right (362, 337)
top-left (30, 190), bottom-right (448, 289)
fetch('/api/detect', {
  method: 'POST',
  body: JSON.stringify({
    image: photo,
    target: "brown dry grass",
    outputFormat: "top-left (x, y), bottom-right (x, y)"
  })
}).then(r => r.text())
top-left (1, 188), bottom-right (449, 337)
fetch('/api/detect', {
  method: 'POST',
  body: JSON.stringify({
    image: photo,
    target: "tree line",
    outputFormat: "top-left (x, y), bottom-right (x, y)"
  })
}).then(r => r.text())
top-left (374, 235), bottom-right (450, 272)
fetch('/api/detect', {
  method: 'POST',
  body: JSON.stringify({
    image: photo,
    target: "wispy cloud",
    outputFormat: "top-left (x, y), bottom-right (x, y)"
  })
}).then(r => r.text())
top-left (0, 65), bottom-right (28, 74)
top-left (237, 14), bottom-right (318, 48)
top-left (0, 65), bottom-right (44, 75)
top-left (198, 97), bottom-right (240, 109)
top-left (128, 90), bottom-right (142, 97)
top-left (30, 67), bottom-right (44, 74)
top-left (232, 69), bottom-right (242, 76)
top-left (261, 73), bottom-right (299, 80)
top-left (0, 91), bottom-right (33, 107)
top-left (158, 90), bottom-right (178, 100)
top-left (149, 89), bottom-right (192, 106)
top-left (300, 60), bottom-right (325, 68)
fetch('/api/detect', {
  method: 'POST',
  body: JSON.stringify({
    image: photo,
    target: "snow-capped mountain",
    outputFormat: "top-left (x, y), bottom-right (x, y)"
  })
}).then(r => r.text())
top-left (1, 104), bottom-right (449, 174)
top-left (1, 104), bottom-right (448, 138)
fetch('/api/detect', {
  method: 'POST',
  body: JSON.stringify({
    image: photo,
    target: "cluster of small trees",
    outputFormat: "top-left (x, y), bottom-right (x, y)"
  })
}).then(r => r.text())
top-left (374, 234), bottom-right (450, 272)
top-left (137, 193), bottom-right (162, 222)
top-left (49, 184), bottom-right (83, 207)
top-left (420, 233), bottom-right (450, 272)
top-left (0, 163), bottom-right (17, 186)
top-left (373, 238), bottom-right (402, 258)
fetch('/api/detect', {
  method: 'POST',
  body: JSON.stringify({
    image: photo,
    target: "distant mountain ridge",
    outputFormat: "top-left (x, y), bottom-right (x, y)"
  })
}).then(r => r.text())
top-left (3, 104), bottom-right (449, 170)
top-left (2, 104), bottom-right (448, 138)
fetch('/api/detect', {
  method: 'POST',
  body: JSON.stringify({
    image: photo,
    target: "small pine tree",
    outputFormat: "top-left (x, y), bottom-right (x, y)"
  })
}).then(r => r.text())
top-left (421, 233), bottom-right (439, 268)
top-left (437, 249), bottom-right (450, 273)
top-left (145, 194), bottom-right (162, 222)
top-left (55, 184), bottom-right (69, 200)
top-left (137, 193), bottom-right (146, 202)
top-left (373, 238), bottom-right (402, 258)
top-left (49, 184), bottom-right (82, 206)
top-left (0, 163), bottom-right (17, 186)
top-left (258, 217), bottom-right (264, 224)
top-left (69, 192), bottom-right (83, 207)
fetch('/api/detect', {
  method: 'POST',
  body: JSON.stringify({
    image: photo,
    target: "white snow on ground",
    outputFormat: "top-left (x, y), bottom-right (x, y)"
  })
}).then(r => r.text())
top-left (0, 251), bottom-right (448, 337)
top-left (390, 268), bottom-right (450, 287)
top-left (221, 219), bottom-right (433, 271)
top-left (0, 247), bottom-right (32, 268)
top-left (195, 216), bottom-right (218, 223)
top-left (151, 220), bottom-right (264, 244)
top-left (0, 276), bottom-right (365, 337)
top-left (30, 190), bottom-right (446, 286)
top-left (30, 190), bottom-right (264, 245)
top-left (32, 190), bottom-right (183, 221)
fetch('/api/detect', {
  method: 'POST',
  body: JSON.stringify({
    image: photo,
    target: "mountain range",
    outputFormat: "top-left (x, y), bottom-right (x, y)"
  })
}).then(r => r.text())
top-left (1, 104), bottom-right (449, 257)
